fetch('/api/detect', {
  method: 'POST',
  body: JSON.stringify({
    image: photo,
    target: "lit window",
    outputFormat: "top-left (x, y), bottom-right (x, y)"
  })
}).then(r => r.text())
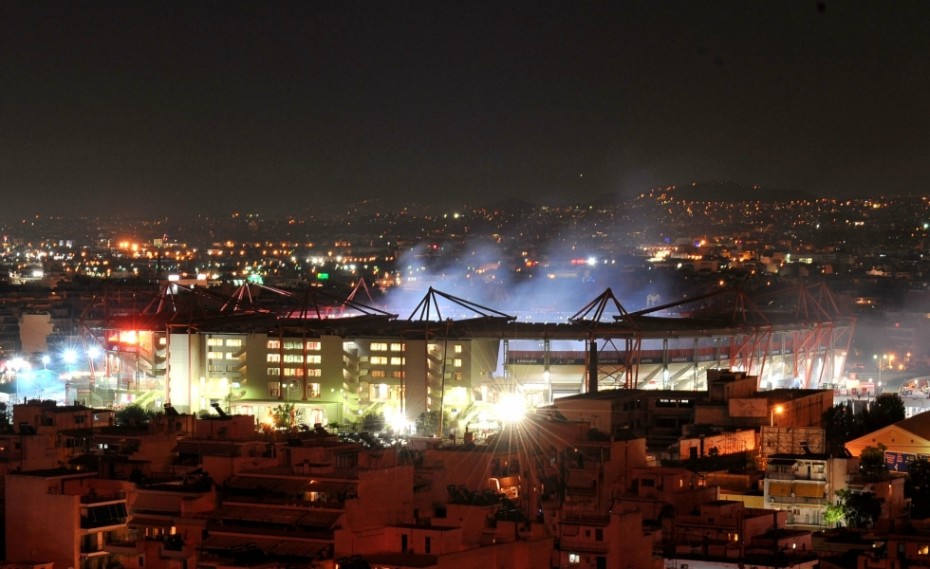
top-left (454, 344), bottom-right (463, 353)
top-left (267, 340), bottom-right (280, 350)
top-left (225, 338), bottom-right (242, 347)
top-left (305, 341), bottom-right (321, 350)
top-left (390, 356), bottom-right (405, 366)
top-left (371, 342), bottom-right (388, 351)
top-left (392, 370), bottom-right (405, 379)
top-left (371, 370), bottom-right (386, 379)
top-left (371, 356), bottom-right (388, 365)
top-left (391, 342), bottom-right (405, 352)
top-left (207, 338), bottom-right (223, 347)
top-left (568, 553), bottom-right (580, 564)
top-left (207, 352), bottom-right (223, 360)
top-left (267, 368), bottom-right (280, 376)
top-left (267, 354), bottom-right (280, 363)
top-left (453, 358), bottom-right (462, 367)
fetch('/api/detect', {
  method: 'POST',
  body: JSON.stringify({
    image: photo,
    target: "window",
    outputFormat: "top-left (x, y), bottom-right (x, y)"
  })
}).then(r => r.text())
top-left (307, 368), bottom-right (321, 377)
top-left (371, 342), bottom-right (388, 351)
top-left (207, 352), bottom-right (224, 360)
top-left (453, 358), bottom-right (462, 367)
top-left (595, 529), bottom-right (603, 541)
top-left (371, 370), bottom-right (387, 379)
top-left (267, 367), bottom-right (280, 376)
top-left (284, 368), bottom-right (304, 377)
top-left (268, 382), bottom-right (280, 398)
top-left (392, 370), bottom-right (405, 379)
top-left (568, 553), bottom-right (580, 564)
top-left (391, 342), bottom-right (405, 352)
top-left (390, 356), bottom-right (405, 366)
top-left (284, 354), bottom-right (304, 363)
top-left (453, 372), bottom-right (463, 381)
top-left (207, 338), bottom-right (224, 347)
top-left (81, 503), bottom-right (128, 528)
top-left (305, 341), bottom-right (321, 350)
top-left (454, 344), bottom-right (462, 353)
top-left (225, 338), bottom-right (242, 347)
top-left (371, 356), bottom-right (388, 365)
top-left (370, 384), bottom-right (389, 402)
top-left (267, 340), bottom-right (280, 350)
top-left (307, 355), bottom-right (321, 364)
top-left (225, 352), bottom-right (237, 360)
top-left (267, 354), bottom-right (280, 363)
top-left (335, 453), bottom-right (358, 469)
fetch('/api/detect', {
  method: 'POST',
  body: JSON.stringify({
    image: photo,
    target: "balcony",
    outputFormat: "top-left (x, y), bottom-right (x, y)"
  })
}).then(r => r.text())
top-left (557, 537), bottom-right (609, 554)
top-left (81, 491), bottom-right (128, 505)
top-left (104, 538), bottom-right (142, 555)
top-left (160, 546), bottom-right (189, 559)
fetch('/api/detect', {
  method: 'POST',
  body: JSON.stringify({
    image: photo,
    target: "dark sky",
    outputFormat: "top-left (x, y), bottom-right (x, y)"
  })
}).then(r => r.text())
top-left (2, 1), bottom-right (930, 218)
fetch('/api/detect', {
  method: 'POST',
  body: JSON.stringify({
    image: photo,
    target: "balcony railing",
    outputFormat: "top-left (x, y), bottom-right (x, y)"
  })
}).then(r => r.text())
top-left (557, 538), bottom-right (610, 553)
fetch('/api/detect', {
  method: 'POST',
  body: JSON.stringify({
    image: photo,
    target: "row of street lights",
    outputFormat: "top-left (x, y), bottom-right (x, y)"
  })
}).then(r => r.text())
top-left (5, 345), bottom-right (105, 402)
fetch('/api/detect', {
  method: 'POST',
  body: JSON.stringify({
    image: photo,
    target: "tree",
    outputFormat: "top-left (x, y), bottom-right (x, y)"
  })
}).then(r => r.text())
top-left (832, 488), bottom-right (884, 529)
top-left (361, 412), bottom-right (384, 433)
top-left (271, 402), bottom-right (295, 429)
top-left (416, 410), bottom-right (440, 436)
top-left (907, 458), bottom-right (930, 518)
top-left (859, 444), bottom-right (888, 481)
top-left (115, 403), bottom-right (154, 427)
top-left (824, 502), bottom-right (845, 527)
top-left (864, 393), bottom-right (905, 432)
top-left (0, 402), bottom-right (10, 431)
top-left (823, 402), bottom-right (863, 454)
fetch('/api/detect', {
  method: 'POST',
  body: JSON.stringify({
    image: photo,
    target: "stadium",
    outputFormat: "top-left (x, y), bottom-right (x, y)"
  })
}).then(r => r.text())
top-left (71, 279), bottom-right (854, 435)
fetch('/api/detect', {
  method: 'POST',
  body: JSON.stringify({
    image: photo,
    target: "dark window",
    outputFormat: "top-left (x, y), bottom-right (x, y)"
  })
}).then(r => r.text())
top-left (82, 503), bottom-right (128, 528)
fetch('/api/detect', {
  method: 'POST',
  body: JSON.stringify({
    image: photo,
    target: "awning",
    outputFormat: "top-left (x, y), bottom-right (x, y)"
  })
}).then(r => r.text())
top-left (792, 483), bottom-right (826, 498)
top-left (129, 515), bottom-right (174, 529)
top-left (769, 482), bottom-right (793, 497)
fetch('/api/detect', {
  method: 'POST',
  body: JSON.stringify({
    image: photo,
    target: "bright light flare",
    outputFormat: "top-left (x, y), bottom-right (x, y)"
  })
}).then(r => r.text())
top-left (62, 348), bottom-right (78, 365)
top-left (494, 393), bottom-right (527, 424)
top-left (385, 408), bottom-right (411, 434)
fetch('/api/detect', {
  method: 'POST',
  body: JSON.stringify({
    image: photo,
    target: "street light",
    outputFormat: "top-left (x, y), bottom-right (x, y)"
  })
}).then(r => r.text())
top-left (874, 353), bottom-right (894, 392)
top-left (771, 404), bottom-right (784, 427)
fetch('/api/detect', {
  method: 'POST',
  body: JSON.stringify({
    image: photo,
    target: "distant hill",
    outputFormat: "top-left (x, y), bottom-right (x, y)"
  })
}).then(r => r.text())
top-left (670, 181), bottom-right (816, 202)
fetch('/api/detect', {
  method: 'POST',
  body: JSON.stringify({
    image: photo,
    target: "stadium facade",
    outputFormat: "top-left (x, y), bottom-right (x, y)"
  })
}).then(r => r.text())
top-left (87, 281), bottom-right (854, 434)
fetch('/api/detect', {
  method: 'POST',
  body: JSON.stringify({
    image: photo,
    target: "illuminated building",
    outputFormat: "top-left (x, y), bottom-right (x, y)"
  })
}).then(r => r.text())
top-left (85, 282), bottom-right (853, 435)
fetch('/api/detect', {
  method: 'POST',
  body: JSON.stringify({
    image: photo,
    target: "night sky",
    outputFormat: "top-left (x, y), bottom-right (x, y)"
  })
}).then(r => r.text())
top-left (2, 1), bottom-right (929, 218)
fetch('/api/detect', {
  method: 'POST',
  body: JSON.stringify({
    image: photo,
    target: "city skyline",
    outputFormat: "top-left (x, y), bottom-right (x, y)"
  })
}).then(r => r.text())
top-left (2, 1), bottom-right (930, 218)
